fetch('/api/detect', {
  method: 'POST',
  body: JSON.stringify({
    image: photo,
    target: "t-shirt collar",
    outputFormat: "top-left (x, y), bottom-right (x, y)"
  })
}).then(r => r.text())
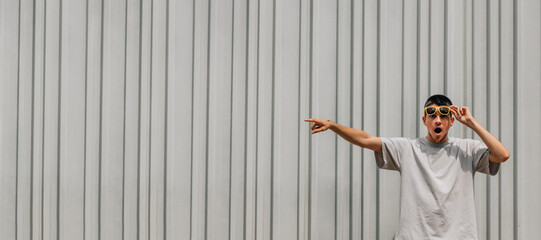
top-left (422, 136), bottom-right (453, 148)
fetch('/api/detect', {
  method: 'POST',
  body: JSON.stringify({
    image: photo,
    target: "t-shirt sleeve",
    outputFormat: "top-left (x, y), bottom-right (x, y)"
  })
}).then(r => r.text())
top-left (374, 137), bottom-right (409, 172)
top-left (470, 140), bottom-right (500, 175)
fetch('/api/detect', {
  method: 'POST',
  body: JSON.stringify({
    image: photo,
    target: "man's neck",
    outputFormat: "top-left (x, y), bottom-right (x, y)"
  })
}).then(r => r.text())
top-left (426, 134), bottom-right (449, 144)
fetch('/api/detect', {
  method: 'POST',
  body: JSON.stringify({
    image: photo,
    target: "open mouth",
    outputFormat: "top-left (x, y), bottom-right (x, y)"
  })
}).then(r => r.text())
top-left (434, 127), bottom-right (442, 134)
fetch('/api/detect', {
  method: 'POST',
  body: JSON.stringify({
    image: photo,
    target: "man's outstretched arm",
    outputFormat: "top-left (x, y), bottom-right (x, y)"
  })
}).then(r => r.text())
top-left (450, 106), bottom-right (510, 163)
top-left (304, 118), bottom-right (382, 152)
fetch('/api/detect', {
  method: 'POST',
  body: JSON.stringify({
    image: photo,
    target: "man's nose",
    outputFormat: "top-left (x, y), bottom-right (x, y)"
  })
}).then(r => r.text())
top-left (434, 115), bottom-right (442, 124)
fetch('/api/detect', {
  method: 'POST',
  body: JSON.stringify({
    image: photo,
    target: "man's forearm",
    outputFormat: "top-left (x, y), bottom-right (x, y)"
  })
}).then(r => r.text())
top-left (469, 119), bottom-right (510, 163)
top-left (329, 121), bottom-right (382, 152)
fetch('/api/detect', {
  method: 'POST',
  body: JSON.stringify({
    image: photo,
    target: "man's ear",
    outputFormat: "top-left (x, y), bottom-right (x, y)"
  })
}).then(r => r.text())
top-left (450, 116), bottom-right (455, 126)
top-left (422, 115), bottom-right (426, 126)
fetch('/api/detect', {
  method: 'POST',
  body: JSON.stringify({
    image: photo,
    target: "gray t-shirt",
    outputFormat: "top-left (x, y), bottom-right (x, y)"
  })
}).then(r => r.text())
top-left (375, 137), bottom-right (500, 240)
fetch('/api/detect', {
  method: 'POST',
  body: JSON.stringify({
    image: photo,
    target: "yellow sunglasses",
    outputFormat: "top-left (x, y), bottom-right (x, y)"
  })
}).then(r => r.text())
top-left (424, 106), bottom-right (451, 116)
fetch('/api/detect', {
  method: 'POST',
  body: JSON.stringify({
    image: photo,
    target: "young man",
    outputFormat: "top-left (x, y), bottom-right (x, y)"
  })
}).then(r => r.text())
top-left (304, 94), bottom-right (509, 239)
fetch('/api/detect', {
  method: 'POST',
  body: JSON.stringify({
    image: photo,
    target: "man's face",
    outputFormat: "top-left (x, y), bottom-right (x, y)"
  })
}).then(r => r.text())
top-left (422, 104), bottom-right (454, 144)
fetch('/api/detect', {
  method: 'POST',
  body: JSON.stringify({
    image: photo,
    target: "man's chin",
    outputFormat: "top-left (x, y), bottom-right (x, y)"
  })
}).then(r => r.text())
top-left (428, 133), bottom-right (447, 144)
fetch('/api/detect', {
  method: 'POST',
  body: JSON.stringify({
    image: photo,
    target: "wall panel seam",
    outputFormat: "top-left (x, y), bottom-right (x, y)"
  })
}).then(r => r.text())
top-left (137, 0), bottom-right (144, 238)
top-left (16, 0), bottom-right (22, 238)
top-left (253, 0), bottom-right (261, 238)
top-left (512, 0), bottom-right (518, 238)
top-left (444, 0), bottom-right (448, 95)
top-left (296, 0), bottom-right (302, 238)
top-left (148, 0), bottom-right (154, 238)
top-left (348, 0), bottom-right (354, 238)
top-left (334, 1), bottom-right (339, 239)
top-left (243, 1), bottom-right (250, 238)
top-left (41, 0), bottom-right (48, 236)
top-left (428, 0), bottom-right (431, 93)
top-left (270, 0), bottom-right (276, 238)
top-left (98, 0), bottom-right (105, 238)
top-left (361, 0), bottom-right (366, 236)
top-left (190, 0), bottom-right (196, 237)
top-left (497, 1), bottom-right (502, 237)
top-left (485, 0), bottom-right (492, 237)
top-left (30, 0), bottom-right (37, 237)
top-left (228, 0), bottom-right (236, 239)
top-left (376, 0), bottom-right (381, 237)
top-left (307, 0), bottom-right (314, 238)
top-left (204, 0), bottom-right (212, 239)
top-left (57, 0), bottom-right (64, 238)
top-left (164, 0), bottom-right (170, 238)
top-left (83, 0), bottom-right (90, 239)
top-left (401, 0), bottom-right (405, 137)
top-left (416, 0), bottom-right (420, 138)
top-left (122, 0), bottom-right (129, 239)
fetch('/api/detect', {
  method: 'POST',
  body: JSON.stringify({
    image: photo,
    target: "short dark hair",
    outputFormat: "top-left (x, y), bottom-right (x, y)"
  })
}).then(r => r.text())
top-left (424, 94), bottom-right (453, 108)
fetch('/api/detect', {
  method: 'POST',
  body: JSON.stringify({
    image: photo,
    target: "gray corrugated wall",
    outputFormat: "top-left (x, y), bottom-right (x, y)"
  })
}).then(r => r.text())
top-left (0, 0), bottom-right (540, 239)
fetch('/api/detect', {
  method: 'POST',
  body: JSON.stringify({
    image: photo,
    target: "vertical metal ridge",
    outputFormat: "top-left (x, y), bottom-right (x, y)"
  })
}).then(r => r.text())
top-left (401, 0), bottom-right (405, 137)
top-left (136, 0), bottom-right (144, 239)
top-left (228, 0), bottom-right (235, 239)
top-left (512, 0), bottom-right (518, 238)
top-left (244, 2), bottom-right (251, 239)
top-left (98, 0), bottom-right (105, 238)
top-left (428, 0), bottom-right (431, 94)
top-left (30, 0), bottom-right (37, 237)
top-left (485, 1), bottom-right (492, 238)
top-left (469, 0), bottom-right (474, 139)
top-left (470, 1), bottom-right (477, 135)
top-left (41, 1), bottom-right (48, 238)
top-left (83, 0), bottom-right (90, 239)
top-left (191, 0), bottom-right (197, 236)
top-left (334, 1), bottom-right (339, 239)
top-left (57, 0), bottom-right (64, 238)
top-left (122, 0), bottom-right (129, 239)
top-left (462, 1), bottom-right (468, 139)
top-left (307, 0), bottom-right (313, 238)
top-left (360, 0), bottom-right (365, 236)
top-left (296, 1), bottom-right (303, 240)
top-left (204, 0), bottom-right (212, 238)
top-left (254, 0), bottom-right (261, 237)
top-left (296, 0), bottom-right (302, 239)
top-left (486, 0), bottom-right (491, 132)
top-left (270, 0), bottom-right (276, 238)
top-left (16, 0), bottom-right (22, 238)
top-left (416, 0), bottom-right (420, 138)
top-left (348, 0), bottom-right (354, 238)
top-left (164, 0), bottom-right (170, 238)
top-left (148, 0), bottom-right (155, 238)
top-left (443, 0), bottom-right (448, 95)
top-left (375, 0), bottom-right (381, 238)
top-left (497, 1), bottom-right (502, 236)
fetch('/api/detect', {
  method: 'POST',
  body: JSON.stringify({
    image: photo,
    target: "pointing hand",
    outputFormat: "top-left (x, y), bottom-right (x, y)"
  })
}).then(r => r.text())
top-left (304, 118), bottom-right (334, 134)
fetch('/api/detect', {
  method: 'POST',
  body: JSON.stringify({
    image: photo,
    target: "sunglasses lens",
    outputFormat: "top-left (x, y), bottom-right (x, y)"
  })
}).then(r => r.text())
top-left (440, 107), bottom-right (450, 115)
top-left (426, 107), bottom-right (436, 115)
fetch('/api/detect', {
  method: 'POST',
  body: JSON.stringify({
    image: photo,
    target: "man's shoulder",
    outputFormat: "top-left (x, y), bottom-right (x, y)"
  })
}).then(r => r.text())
top-left (381, 137), bottom-right (419, 147)
top-left (448, 137), bottom-right (483, 146)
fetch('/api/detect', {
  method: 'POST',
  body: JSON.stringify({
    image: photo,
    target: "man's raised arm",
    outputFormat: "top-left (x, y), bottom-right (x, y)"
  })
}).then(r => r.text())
top-left (450, 106), bottom-right (510, 163)
top-left (304, 118), bottom-right (382, 152)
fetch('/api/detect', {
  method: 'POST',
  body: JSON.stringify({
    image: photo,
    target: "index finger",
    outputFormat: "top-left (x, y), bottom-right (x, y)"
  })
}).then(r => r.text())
top-left (451, 105), bottom-right (465, 114)
top-left (304, 119), bottom-right (315, 122)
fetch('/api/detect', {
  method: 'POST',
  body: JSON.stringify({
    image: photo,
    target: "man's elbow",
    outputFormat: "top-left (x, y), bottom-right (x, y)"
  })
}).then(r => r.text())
top-left (493, 151), bottom-right (510, 163)
top-left (502, 151), bottom-right (510, 162)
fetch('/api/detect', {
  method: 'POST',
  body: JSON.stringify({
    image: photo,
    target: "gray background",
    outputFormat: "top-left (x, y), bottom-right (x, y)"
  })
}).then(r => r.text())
top-left (0, 0), bottom-right (540, 239)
